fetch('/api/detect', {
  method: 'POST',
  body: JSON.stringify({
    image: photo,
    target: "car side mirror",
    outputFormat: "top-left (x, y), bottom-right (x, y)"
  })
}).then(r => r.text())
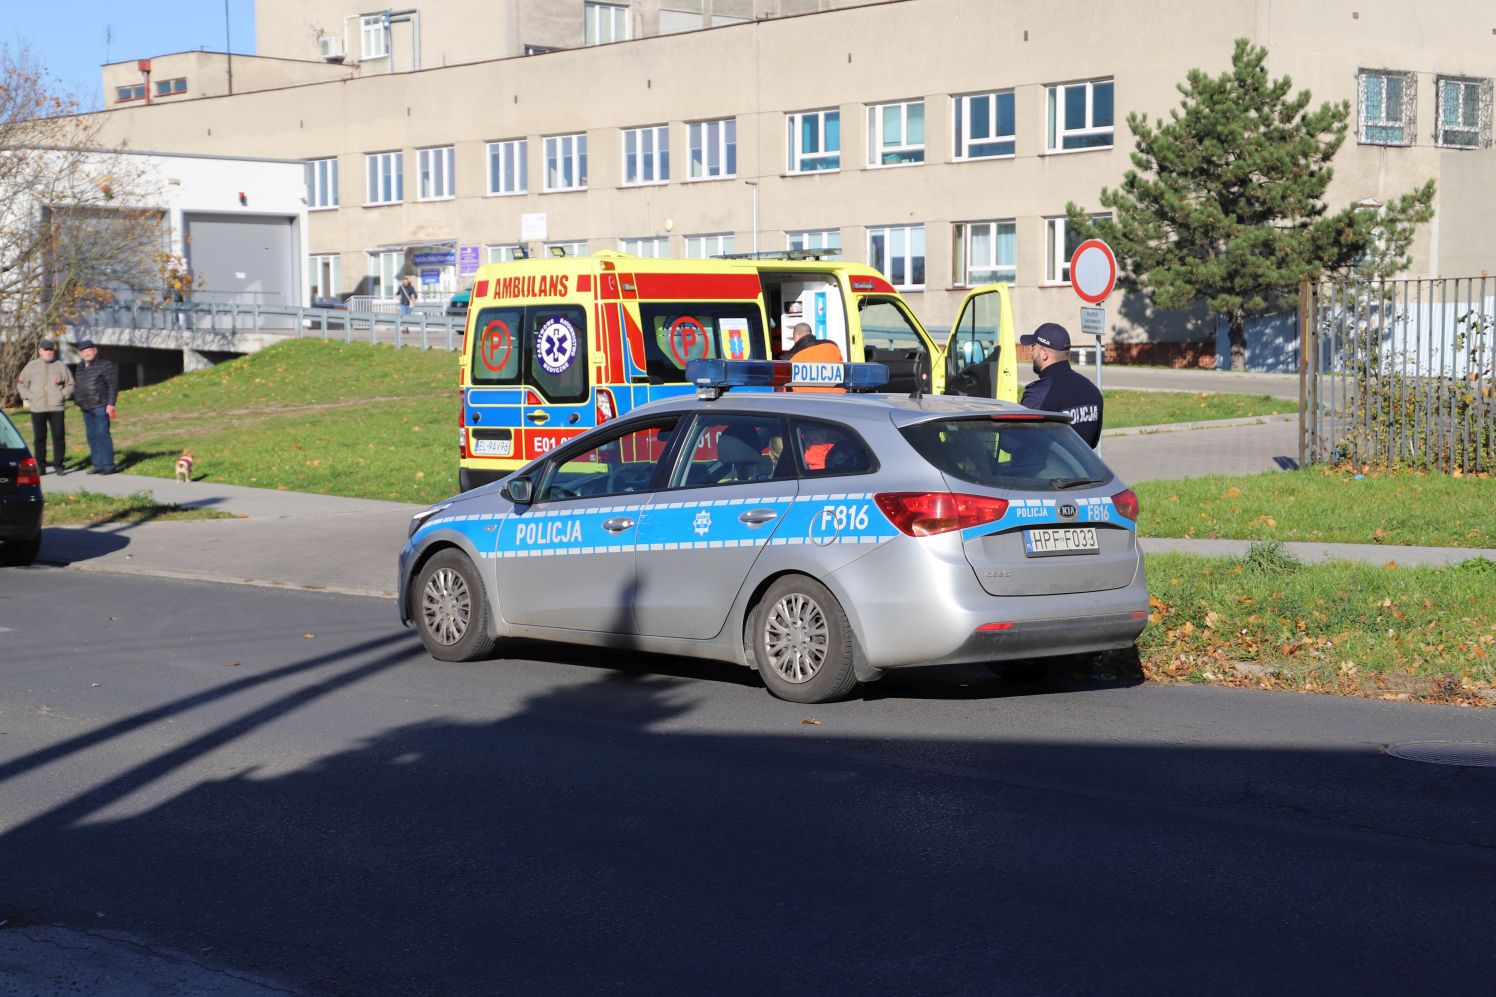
top-left (503, 476), bottom-right (533, 505)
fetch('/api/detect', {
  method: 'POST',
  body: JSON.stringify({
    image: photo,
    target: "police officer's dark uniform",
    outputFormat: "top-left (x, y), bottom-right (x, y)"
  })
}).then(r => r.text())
top-left (1019, 323), bottom-right (1103, 448)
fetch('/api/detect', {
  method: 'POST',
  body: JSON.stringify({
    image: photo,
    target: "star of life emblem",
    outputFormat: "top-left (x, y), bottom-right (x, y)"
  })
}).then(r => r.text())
top-left (536, 317), bottom-right (577, 375)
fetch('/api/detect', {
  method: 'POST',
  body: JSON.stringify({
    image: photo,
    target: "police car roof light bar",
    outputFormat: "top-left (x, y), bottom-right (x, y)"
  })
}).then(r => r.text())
top-left (686, 359), bottom-right (792, 399)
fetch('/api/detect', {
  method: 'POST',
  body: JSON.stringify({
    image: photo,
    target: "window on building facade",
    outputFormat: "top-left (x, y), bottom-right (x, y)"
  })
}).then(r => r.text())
top-left (546, 241), bottom-right (588, 258)
top-left (787, 229), bottom-right (841, 256)
top-left (585, 2), bottom-right (629, 45)
top-left (1047, 78), bottom-right (1114, 151)
top-left (360, 14), bottom-right (387, 59)
top-left (367, 250), bottom-right (402, 298)
top-left (1436, 76), bottom-right (1492, 149)
top-left (1045, 215), bottom-right (1110, 284)
top-left (545, 133), bottom-right (588, 191)
top-left (309, 254), bottom-right (341, 300)
top-left (417, 146), bottom-right (455, 200)
top-left (688, 118), bottom-right (736, 179)
top-left (365, 151), bottom-right (403, 205)
top-left (787, 109), bottom-right (841, 173)
top-left (487, 244), bottom-right (524, 264)
top-left (868, 99), bottom-right (924, 166)
top-left (619, 236), bottom-right (668, 257)
top-left (487, 139), bottom-right (527, 195)
top-left (685, 234), bottom-right (735, 259)
top-left (116, 84), bottom-right (145, 102)
top-left (952, 221), bottom-right (1016, 286)
top-left (623, 125), bottom-right (669, 185)
top-left (868, 224), bottom-right (925, 290)
top-left (1358, 69), bottom-right (1415, 145)
top-left (955, 91), bottom-right (1016, 159)
top-left (306, 157), bottom-right (339, 210)
top-left (154, 77), bottom-right (187, 97)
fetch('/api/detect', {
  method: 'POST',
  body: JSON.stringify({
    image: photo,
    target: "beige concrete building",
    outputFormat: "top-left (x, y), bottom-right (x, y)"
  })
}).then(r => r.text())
top-left (89, 0), bottom-right (1496, 365)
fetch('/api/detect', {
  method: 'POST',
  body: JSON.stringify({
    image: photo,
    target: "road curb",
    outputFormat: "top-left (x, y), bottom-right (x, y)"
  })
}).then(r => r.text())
top-left (41, 559), bottom-right (393, 601)
top-left (1102, 412), bottom-right (1297, 439)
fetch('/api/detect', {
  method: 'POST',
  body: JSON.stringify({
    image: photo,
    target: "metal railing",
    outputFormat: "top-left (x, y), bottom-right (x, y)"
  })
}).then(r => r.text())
top-left (1301, 276), bottom-right (1495, 473)
top-left (67, 299), bottom-right (468, 352)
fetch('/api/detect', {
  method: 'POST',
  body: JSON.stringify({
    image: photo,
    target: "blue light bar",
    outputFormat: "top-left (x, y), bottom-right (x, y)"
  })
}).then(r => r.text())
top-left (686, 359), bottom-right (789, 389)
top-left (685, 359), bottom-right (890, 398)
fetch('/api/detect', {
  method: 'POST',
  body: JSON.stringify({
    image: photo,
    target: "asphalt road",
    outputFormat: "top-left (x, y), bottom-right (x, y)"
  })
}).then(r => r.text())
top-left (2, 571), bottom-right (1494, 995)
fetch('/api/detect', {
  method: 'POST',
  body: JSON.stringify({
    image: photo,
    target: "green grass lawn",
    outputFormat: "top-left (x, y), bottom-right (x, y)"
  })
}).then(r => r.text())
top-left (1140, 548), bottom-right (1496, 704)
top-left (44, 490), bottom-right (239, 527)
top-left (1134, 468), bottom-right (1496, 548)
top-left (3, 340), bottom-right (1301, 505)
top-left (1102, 390), bottom-right (1296, 429)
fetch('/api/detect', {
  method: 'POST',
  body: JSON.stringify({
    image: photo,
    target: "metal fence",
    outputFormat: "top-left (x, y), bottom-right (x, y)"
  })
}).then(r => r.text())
top-left (69, 299), bottom-right (467, 352)
top-left (1301, 276), bottom-right (1495, 473)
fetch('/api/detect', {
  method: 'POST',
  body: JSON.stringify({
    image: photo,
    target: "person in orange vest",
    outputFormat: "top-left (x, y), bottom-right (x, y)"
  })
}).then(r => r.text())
top-left (784, 322), bottom-right (845, 395)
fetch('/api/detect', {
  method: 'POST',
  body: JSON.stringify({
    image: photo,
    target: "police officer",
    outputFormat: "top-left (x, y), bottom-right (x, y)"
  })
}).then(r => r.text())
top-left (1019, 322), bottom-right (1103, 448)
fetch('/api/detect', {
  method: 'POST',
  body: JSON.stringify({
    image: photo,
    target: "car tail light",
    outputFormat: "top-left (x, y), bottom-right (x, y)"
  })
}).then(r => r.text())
top-left (1111, 488), bottom-right (1140, 522)
top-left (17, 457), bottom-right (40, 486)
top-left (458, 398), bottom-right (468, 459)
top-left (874, 492), bottom-right (1010, 537)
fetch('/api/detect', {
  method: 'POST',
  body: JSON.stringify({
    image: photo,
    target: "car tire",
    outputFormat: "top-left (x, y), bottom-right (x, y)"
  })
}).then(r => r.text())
top-left (413, 549), bottom-right (497, 662)
top-left (752, 576), bottom-right (859, 704)
top-left (0, 532), bottom-right (41, 568)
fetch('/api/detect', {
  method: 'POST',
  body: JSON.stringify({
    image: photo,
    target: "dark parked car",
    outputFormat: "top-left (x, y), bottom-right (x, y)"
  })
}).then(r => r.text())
top-left (0, 409), bottom-right (43, 566)
top-left (446, 288), bottom-right (471, 318)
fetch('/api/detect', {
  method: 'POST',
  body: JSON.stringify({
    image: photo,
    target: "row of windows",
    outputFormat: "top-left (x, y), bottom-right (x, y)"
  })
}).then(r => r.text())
top-left (1358, 69), bottom-right (1493, 148)
top-left (307, 216), bottom-right (1098, 300)
top-left (357, 2), bottom-right (627, 59)
top-left (301, 81), bottom-right (1113, 208)
top-left (115, 77), bottom-right (187, 102)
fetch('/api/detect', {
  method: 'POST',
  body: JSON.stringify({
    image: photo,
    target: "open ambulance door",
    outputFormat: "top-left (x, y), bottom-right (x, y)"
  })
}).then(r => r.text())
top-left (943, 283), bottom-right (1019, 403)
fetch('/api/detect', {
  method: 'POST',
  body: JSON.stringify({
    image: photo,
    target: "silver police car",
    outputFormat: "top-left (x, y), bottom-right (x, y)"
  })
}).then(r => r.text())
top-left (398, 360), bottom-right (1148, 703)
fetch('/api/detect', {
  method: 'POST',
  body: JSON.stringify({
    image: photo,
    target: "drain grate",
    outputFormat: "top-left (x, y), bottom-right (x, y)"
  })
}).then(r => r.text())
top-left (1386, 741), bottom-right (1496, 768)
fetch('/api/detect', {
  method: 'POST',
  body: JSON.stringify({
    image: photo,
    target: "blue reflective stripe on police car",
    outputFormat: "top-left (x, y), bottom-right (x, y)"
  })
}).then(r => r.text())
top-left (769, 493), bottom-right (897, 547)
top-left (959, 494), bottom-right (1135, 542)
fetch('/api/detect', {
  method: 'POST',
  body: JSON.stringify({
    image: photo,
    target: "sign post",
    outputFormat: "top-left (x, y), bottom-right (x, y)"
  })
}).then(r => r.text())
top-left (1069, 239), bottom-right (1117, 389)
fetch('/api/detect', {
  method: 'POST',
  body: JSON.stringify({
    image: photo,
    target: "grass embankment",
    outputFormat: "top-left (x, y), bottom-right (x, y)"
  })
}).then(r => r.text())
top-left (1102, 390), bottom-right (1296, 429)
top-left (1139, 545), bottom-right (1496, 705)
top-left (44, 490), bottom-right (239, 527)
top-left (13, 340), bottom-right (1295, 506)
top-left (1133, 468), bottom-right (1496, 548)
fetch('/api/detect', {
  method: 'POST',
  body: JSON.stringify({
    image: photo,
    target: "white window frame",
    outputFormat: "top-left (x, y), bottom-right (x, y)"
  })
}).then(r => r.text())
top-left (486, 139), bottom-right (528, 195)
top-left (367, 250), bottom-right (402, 299)
top-left (1047, 78), bottom-right (1114, 153)
top-left (787, 108), bottom-right (841, 174)
top-left (487, 244), bottom-right (525, 264)
top-left (417, 146), bottom-right (455, 201)
top-left (622, 125), bottom-right (669, 185)
top-left (116, 84), bottom-right (145, 102)
top-left (585, 2), bottom-right (629, 46)
top-left (954, 91), bottom-right (1016, 160)
top-left (306, 157), bottom-right (339, 210)
top-left (545, 241), bottom-right (588, 259)
top-left (867, 224), bottom-right (925, 291)
top-left (308, 254), bottom-right (341, 300)
top-left (619, 236), bottom-right (668, 258)
top-left (544, 133), bottom-right (588, 192)
top-left (952, 221), bottom-right (1016, 286)
top-left (1358, 69), bottom-right (1416, 146)
top-left (1435, 75), bottom-right (1491, 149)
top-left (360, 14), bottom-right (388, 60)
top-left (687, 118), bottom-right (736, 180)
top-left (1045, 215), bottom-right (1110, 285)
top-left (684, 234), bottom-right (735, 259)
top-left (365, 151), bottom-right (403, 206)
top-left (867, 99), bottom-right (924, 167)
top-left (154, 77), bottom-right (187, 97)
top-left (787, 229), bottom-right (841, 256)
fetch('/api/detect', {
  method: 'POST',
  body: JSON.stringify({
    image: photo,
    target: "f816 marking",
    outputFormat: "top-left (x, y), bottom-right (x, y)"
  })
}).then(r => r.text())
top-left (819, 504), bottom-right (871, 532)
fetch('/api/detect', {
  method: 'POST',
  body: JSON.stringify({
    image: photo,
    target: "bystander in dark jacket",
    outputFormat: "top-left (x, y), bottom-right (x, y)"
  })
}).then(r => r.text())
top-left (73, 340), bottom-right (120, 474)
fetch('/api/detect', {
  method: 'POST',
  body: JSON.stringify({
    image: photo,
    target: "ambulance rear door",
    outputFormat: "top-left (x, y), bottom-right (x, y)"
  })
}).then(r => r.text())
top-left (943, 283), bottom-right (1019, 403)
top-left (517, 275), bottom-right (594, 462)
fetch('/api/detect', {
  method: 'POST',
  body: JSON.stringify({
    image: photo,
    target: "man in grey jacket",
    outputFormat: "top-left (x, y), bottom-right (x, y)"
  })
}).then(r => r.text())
top-left (16, 340), bottom-right (75, 475)
top-left (72, 339), bottom-right (119, 475)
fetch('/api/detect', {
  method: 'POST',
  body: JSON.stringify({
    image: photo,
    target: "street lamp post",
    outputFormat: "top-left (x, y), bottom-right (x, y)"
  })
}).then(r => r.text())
top-left (744, 180), bottom-right (759, 255)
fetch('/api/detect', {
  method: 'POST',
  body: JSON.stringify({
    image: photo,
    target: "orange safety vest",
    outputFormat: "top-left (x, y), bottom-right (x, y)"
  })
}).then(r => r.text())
top-left (788, 339), bottom-right (846, 393)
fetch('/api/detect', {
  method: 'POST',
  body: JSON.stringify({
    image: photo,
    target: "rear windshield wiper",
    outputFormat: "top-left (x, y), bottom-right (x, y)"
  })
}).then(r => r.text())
top-left (1050, 476), bottom-right (1108, 490)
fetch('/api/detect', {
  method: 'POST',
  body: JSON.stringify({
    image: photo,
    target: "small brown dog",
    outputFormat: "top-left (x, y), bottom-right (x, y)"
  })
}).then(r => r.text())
top-left (175, 451), bottom-right (195, 483)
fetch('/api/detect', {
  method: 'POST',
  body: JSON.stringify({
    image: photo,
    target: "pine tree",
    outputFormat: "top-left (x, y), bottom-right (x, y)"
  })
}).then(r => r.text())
top-left (1067, 39), bottom-right (1434, 371)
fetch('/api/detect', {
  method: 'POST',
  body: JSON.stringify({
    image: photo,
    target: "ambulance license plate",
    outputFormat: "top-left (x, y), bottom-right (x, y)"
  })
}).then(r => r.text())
top-left (1023, 527), bottom-right (1099, 557)
top-left (472, 438), bottom-right (512, 457)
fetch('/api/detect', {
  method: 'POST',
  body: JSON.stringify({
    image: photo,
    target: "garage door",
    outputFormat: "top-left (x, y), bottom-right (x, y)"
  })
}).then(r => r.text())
top-left (183, 213), bottom-right (297, 306)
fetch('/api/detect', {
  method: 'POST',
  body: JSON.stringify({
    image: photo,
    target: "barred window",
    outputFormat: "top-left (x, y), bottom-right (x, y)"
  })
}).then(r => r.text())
top-left (1358, 69), bottom-right (1415, 146)
top-left (1435, 76), bottom-right (1492, 149)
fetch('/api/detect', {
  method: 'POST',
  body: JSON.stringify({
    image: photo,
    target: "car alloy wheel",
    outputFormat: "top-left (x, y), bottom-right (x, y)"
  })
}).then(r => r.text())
top-left (763, 591), bottom-right (830, 684)
top-left (422, 565), bottom-right (472, 646)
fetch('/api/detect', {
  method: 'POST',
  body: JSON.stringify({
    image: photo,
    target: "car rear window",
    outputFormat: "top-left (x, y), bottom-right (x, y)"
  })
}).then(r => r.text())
top-left (900, 418), bottom-right (1111, 491)
top-left (0, 412), bottom-right (25, 449)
